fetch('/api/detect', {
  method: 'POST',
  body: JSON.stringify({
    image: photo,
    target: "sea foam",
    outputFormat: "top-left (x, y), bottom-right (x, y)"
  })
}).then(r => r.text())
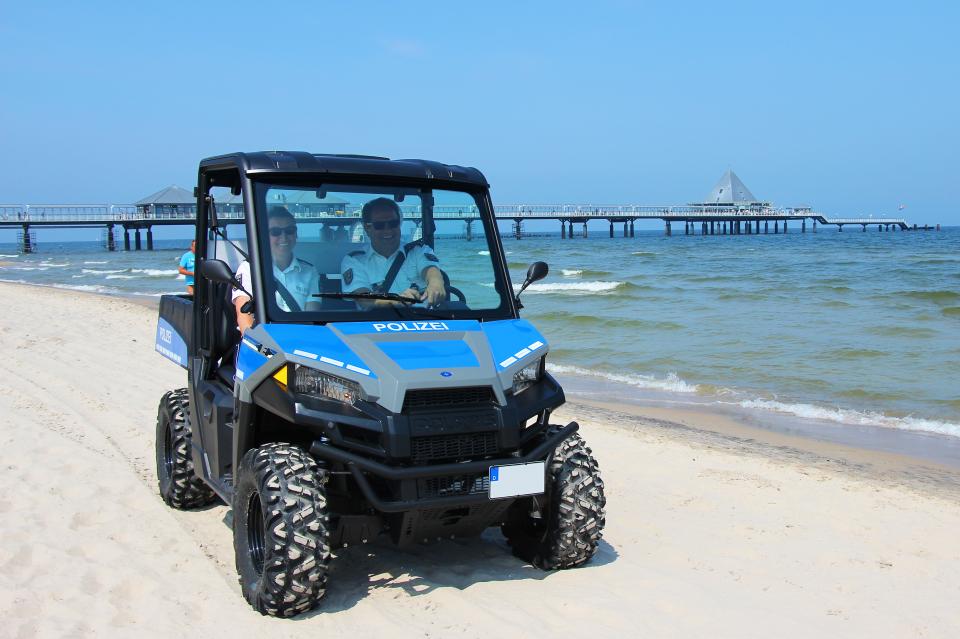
top-left (737, 398), bottom-right (960, 439)
top-left (519, 281), bottom-right (623, 295)
top-left (548, 363), bottom-right (699, 393)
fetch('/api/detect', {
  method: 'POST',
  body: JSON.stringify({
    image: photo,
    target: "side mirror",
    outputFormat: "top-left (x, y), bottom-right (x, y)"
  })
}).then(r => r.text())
top-left (200, 258), bottom-right (235, 285)
top-left (517, 261), bottom-right (549, 296)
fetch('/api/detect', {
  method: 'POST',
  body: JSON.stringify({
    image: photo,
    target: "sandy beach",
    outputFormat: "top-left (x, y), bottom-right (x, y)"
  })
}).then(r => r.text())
top-left (1, 281), bottom-right (958, 638)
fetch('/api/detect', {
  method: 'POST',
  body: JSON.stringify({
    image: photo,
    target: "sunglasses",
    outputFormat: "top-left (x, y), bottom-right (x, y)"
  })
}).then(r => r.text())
top-left (269, 226), bottom-right (297, 237)
top-left (366, 219), bottom-right (401, 230)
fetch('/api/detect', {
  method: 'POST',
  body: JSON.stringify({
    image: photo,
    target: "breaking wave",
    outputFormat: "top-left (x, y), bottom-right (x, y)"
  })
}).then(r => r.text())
top-left (131, 268), bottom-right (179, 277)
top-left (737, 399), bottom-right (960, 439)
top-left (518, 281), bottom-right (625, 295)
top-left (548, 363), bottom-right (699, 393)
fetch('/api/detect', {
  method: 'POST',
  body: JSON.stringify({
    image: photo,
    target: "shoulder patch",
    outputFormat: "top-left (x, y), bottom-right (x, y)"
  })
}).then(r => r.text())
top-left (347, 250), bottom-right (365, 257)
top-left (403, 239), bottom-right (425, 252)
top-left (425, 253), bottom-right (440, 262)
top-left (343, 268), bottom-right (353, 285)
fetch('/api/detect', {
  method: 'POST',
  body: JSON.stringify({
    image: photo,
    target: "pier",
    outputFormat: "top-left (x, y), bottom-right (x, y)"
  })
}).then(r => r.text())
top-left (0, 173), bottom-right (938, 252)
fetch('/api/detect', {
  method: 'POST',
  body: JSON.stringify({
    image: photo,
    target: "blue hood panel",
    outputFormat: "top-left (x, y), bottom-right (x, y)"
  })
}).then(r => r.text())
top-left (376, 340), bottom-right (480, 370)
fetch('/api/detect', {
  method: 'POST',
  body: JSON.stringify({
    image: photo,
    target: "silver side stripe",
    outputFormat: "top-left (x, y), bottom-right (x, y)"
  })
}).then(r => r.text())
top-left (242, 338), bottom-right (259, 351)
top-left (293, 349), bottom-right (318, 359)
top-left (346, 364), bottom-right (371, 376)
top-left (320, 356), bottom-right (344, 367)
top-left (499, 340), bottom-right (546, 369)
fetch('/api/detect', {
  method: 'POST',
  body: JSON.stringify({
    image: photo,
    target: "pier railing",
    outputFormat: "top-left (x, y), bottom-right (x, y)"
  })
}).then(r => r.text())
top-left (0, 203), bottom-right (908, 226)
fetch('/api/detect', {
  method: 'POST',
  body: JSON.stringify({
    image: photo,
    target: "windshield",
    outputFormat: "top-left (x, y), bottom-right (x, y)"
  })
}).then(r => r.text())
top-left (249, 181), bottom-right (513, 323)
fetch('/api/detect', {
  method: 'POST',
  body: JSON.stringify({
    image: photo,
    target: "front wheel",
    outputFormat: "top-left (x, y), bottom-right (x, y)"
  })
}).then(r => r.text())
top-left (502, 426), bottom-right (606, 569)
top-left (233, 443), bottom-right (332, 617)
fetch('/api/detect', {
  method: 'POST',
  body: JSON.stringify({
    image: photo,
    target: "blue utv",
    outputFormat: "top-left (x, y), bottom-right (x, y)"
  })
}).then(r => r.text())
top-left (154, 152), bottom-right (606, 616)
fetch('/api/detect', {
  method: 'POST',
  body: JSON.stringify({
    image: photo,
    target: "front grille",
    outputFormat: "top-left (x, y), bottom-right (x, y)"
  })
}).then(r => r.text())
top-left (410, 432), bottom-right (498, 464)
top-left (418, 473), bottom-right (490, 499)
top-left (402, 386), bottom-right (495, 412)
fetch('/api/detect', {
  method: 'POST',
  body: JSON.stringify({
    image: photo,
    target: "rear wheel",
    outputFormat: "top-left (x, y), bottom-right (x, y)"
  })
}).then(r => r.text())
top-left (155, 389), bottom-right (216, 509)
top-left (502, 426), bottom-right (606, 569)
top-left (233, 443), bottom-right (332, 617)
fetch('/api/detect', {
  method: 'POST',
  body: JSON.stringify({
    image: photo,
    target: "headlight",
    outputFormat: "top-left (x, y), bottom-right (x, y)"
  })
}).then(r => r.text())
top-left (294, 364), bottom-right (361, 404)
top-left (512, 357), bottom-right (543, 395)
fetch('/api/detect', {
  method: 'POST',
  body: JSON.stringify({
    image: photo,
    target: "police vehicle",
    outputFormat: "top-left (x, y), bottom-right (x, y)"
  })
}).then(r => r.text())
top-left (154, 151), bottom-right (606, 616)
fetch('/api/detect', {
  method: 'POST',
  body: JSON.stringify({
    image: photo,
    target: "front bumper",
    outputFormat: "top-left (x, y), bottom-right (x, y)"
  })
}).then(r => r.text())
top-left (308, 421), bottom-right (578, 513)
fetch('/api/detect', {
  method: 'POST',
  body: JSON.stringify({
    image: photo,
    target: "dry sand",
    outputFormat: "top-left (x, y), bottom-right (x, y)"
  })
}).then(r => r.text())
top-left (0, 281), bottom-right (958, 638)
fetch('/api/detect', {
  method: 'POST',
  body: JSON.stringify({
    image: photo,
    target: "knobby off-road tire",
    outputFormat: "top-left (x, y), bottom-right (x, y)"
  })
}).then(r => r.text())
top-left (156, 388), bottom-right (217, 509)
top-left (502, 425), bottom-right (606, 569)
top-left (233, 443), bottom-right (332, 617)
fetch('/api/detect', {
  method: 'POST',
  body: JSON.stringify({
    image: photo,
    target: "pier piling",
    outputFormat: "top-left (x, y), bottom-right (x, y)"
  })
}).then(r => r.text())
top-left (146, 226), bottom-right (154, 250)
top-left (135, 228), bottom-right (142, 250)
top-left (20, 225), bottom-right (33, 253)
top-left (107, 224), bottom-right (116, 251)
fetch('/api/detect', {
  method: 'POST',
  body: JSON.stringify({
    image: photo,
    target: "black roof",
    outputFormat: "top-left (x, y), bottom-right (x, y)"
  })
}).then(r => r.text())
top-left (200, 151), bottom-right (488, 187)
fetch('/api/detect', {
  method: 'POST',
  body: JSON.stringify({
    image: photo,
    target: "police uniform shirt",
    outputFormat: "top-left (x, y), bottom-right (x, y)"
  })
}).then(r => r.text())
top-left (231, 256), bottom-right (319, 311)
top-left (340, 242), bottom-right (440, 295)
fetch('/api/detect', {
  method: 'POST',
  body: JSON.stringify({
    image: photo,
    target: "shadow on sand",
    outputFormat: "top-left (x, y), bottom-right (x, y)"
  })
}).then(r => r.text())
top-left (292, 532), bottom-right (618, 618)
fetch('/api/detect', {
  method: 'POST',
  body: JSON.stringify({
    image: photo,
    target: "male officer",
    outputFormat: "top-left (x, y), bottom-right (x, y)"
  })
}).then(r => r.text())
top-left (340, 197), bottom-right (446, 308)
top-left (232, 205), bottom-right (320, 334)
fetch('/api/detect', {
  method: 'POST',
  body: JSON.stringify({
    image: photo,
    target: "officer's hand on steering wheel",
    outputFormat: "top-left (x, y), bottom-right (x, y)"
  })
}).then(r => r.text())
top-left (420, 280), bottom-right (446, 307)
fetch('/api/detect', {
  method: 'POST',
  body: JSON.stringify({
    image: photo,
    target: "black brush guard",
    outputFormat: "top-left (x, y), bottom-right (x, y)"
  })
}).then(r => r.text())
top-left (309, 422), bottom-right (578, 513)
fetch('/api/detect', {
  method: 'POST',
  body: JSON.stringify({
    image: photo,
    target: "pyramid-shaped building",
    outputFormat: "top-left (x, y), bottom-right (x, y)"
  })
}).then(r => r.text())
top-left (694, 170), bottom-right (769, 207)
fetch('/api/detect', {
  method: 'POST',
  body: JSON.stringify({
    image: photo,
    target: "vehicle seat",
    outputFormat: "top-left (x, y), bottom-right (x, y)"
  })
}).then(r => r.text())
top-left (209, 279), bottom-right (240, 382)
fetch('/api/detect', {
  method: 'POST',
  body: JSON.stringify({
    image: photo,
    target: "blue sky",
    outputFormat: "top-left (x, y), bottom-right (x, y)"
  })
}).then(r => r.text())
top-left (2, 0), bottom-right (957, 236)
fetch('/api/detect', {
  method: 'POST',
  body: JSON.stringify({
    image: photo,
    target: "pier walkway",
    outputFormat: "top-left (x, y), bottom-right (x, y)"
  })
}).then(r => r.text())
top-left (0, 203), bottom-right (936, 253)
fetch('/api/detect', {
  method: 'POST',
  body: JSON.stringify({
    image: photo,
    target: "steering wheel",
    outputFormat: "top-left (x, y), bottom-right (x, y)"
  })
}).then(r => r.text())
top-left (447, 286), bottom-right (466, 304)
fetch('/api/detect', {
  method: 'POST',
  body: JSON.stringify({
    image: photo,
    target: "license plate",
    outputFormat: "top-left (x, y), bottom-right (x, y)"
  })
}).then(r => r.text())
top-left (488, 461), bottom-right (545, 499)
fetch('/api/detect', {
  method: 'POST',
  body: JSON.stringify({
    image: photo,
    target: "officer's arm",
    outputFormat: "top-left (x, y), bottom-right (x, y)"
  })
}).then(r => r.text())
top-left (415, 247), bottom-right (445, 305)
top-left (232, 262), bottom-right (254, 334)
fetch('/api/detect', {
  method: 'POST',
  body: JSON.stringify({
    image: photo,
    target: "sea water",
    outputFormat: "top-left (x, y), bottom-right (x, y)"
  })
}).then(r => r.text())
top-left (2, 228), bottom-right (958, 457)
